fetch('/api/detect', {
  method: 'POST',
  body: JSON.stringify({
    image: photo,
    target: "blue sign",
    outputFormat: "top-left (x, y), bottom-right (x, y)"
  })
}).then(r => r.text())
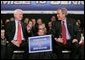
top-left (28, 35), bottom-right (52, 53)
top-left (1, 1), bottom-right (84, 11)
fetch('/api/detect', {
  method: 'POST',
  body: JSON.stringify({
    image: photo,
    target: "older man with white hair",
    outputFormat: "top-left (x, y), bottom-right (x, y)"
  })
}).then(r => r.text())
top-left (6, 9), bottom-right (28, 59)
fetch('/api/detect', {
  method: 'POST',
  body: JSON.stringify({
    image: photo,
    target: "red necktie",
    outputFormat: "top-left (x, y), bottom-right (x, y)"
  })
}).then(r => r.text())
top-left (17, 21), bottom-right (22, 44)
top-left (61, 21), bottom-right (67, 45)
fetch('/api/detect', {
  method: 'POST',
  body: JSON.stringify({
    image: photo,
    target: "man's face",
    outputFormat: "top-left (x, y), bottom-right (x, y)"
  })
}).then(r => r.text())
top-left (14, 11), bottom-right (23, 21)
top-left (1, 30), bottom-right (5, 38)
top-left (24, 18), bottom-right (29, 24)
top-left (1, 20), bottom-right (2, 24)
top-left (32, 19), bottom-right (36, 24)
top-left (57, 10), bottom-right (65, 20)
top-left (51, 16), bottom-right (56, 22)
top-left (37, 19), bottom-right (42, 25)
top-left (48, 22), bottom-right (52, 27)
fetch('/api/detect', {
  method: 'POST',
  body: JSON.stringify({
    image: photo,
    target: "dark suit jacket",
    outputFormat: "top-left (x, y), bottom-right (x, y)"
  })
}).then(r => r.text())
top-left (5, 21), bottom-right (28, 42)
top-left (52, 18), bottom-right (80, 42)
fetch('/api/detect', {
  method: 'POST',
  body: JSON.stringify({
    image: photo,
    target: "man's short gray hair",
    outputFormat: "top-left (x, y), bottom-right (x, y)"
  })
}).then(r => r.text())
top-left (57, 8), bottom-right (68, 15)
top-left (14, 9), bottom-right (23, 14)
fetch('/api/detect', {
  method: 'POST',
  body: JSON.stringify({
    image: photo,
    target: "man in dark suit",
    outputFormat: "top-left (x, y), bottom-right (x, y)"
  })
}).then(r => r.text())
top-left (52, 8), bottom-right (80, 59)
top-left (1, 29), bottom-right (7, 59)
top-left (5, 9), bottom-right (28, 59)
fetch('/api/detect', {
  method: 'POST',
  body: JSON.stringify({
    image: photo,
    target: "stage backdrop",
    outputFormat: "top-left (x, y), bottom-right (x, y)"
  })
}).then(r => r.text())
top-left (1, 1), bottom-right (84, 14)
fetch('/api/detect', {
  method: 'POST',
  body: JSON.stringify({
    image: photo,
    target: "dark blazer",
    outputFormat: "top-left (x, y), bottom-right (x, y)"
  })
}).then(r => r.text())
top-left (52, 18), bottom-right (80, 42)
top-left (5, 21), bottom-right (28, 42)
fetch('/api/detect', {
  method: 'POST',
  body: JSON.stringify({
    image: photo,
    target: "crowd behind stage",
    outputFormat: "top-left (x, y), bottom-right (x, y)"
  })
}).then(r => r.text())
top-left (1, 15), bottom-right (84, 59)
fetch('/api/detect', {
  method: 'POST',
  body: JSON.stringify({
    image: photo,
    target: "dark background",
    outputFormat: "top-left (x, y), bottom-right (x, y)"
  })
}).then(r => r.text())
top-left (1, 14), bottom-right (84, 27)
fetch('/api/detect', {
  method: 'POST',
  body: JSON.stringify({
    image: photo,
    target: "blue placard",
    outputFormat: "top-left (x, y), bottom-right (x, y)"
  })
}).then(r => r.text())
top-left (28, 35), bottom-right (52, 53)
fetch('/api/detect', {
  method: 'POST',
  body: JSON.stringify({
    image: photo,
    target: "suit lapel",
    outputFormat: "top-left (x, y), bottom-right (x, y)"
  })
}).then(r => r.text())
top-left (66, 18), bottom-right (72, 35)
top-left (12, 21), bottom-right (15, 32)
top-left (11, 21), bottom-right (16, 35)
